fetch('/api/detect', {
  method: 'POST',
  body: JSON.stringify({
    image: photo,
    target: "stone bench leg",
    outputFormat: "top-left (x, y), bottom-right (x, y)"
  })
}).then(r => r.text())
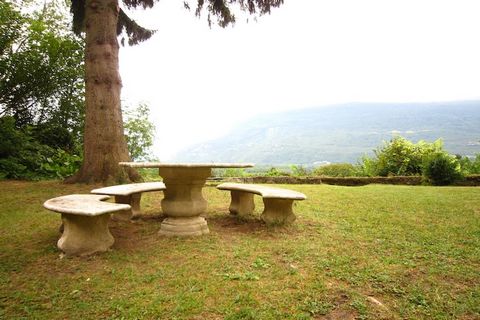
top-left (114, 193), bottom-right (141, 220)
top-left (229, 191), bottom-right (255, 216)
top-left (261, 198), bottom-right (296, 225)
top-left (57, 213), bottom-right (114, 256)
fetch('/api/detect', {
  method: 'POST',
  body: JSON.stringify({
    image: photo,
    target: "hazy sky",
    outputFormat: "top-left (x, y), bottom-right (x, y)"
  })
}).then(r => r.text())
top-left (119, 0), bottom-right (480, 160)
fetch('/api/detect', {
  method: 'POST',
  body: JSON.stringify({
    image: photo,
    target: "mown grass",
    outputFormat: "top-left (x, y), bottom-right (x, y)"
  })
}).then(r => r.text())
top-left (0, 181), bottom-right (479, 319)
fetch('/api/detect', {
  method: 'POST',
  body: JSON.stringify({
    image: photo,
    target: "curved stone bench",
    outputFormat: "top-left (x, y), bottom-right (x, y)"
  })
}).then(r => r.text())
top-left (43, 194), bottom-right (131, 256)
top-left (91, 182), bottom-right (166, 220)
top-left (217, 183), bottom-right (306, 225)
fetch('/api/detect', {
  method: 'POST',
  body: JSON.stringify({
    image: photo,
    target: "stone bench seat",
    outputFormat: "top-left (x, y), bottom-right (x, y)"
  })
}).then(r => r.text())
top-left (217, 183), bottom-right (306, 225)
top-left (91, 182), bottom-right (166, 220)
top-left (43, 194), bottom-right (131, 256)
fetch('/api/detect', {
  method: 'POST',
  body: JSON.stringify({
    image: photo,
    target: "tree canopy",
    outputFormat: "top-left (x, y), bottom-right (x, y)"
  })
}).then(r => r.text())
top-left (0, 1), bottom-right (85, 135)
top-left (123, 103), bottom-right (155, 161)
top-left (0, 1), bottom-right (85, 180)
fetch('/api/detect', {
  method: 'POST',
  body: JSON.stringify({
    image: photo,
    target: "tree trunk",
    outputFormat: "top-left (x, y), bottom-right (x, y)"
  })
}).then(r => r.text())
top-left (67, 0), bottom-right (140, 184)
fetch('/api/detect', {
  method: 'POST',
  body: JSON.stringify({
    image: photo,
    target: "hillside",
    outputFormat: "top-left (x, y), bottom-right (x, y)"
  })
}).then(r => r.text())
top-left (173, 101), bottom-right (480, 164)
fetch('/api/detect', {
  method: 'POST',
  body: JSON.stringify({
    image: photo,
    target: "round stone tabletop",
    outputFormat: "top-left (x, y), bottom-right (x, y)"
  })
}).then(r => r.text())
top-left (119, 162), bottom-right (254, 168)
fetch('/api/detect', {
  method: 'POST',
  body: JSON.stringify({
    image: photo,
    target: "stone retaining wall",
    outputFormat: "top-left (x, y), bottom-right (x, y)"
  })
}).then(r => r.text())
top-left (217, 175), bottom-right (480, 186)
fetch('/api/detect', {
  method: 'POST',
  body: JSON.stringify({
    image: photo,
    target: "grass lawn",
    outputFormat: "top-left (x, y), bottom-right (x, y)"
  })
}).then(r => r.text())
top-left (0, 181), bottom-right (479, 319)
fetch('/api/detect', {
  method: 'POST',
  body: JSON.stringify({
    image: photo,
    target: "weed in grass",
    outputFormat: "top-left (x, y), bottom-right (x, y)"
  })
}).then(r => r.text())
top-left (222, 271), bottom-right (260, 281)
top-left (172, 292), bottom-right (203, 314)
top-left (350, 297), bottom-right (368, 319)
top-left (243, 271), bottom-right (260, 281)
top-left (233, 292), bottom-right (258, 307)
top-left (407, 289), bottom-right (429, 308)
top-left (224, 306), bottom-right (258, 320)
top-left (252, 257), bottom-right (271, 269)
top-left (222, 293), bottom-right (262, 320)
top-left (287, 264), bottom-right (299, 275)
top-left (300, 296), bottom-right (334, 316)
top-left (141, 270), bottom-right (165, 284)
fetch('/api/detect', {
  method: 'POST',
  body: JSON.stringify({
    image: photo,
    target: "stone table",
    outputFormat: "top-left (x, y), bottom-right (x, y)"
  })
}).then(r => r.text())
top-left (119, 162), bottom-right (254, 236)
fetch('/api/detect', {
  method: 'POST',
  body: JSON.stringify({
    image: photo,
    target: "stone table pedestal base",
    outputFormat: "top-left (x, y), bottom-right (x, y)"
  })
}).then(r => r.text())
top-left (158, 167), bottom-right (211, 236)
top-left (158, 217), bottom-right (209, 236)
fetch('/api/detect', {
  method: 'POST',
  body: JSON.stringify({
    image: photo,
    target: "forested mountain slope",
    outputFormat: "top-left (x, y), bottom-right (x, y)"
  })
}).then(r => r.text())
top-left (174, 101), bottom-right (480, 164)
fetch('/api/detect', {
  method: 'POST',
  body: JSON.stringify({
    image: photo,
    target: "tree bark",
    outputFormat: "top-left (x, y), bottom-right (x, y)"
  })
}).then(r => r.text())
top-left (67, 0), bottom-right (140, 184)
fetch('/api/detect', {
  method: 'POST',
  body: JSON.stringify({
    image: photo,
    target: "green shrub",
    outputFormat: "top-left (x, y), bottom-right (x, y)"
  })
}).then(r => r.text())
top-left (0, 143), bottom-right (82, 180)
top-left (264, 167), bottom-right (290, 177)
top-left (358, 156), bottom-right (378, 177)
top-left (459, 154), bottom-right (480, 175)
top-left (213, 168), bottom-right (249, 178)
top-left (422, 152), bottom-right (463, 185)
top-left (32, 123), bottom-right (76, 151)
top-left (313, 163), bottom-right (360, 177)
top-left (0, 117), bottom-right (27, 158)
top-left (38, 149), bottom-right (82, 179)
top-left (471, 154), bottom-right (480, 174)
top-left (290, 165), bottom-right (310, 177)
top-left (361, 136), bottom-right (443, 176)
top-left (0, 158), bottom-right (28, 180)
top-left (0, 117), bottom-right (82, 180)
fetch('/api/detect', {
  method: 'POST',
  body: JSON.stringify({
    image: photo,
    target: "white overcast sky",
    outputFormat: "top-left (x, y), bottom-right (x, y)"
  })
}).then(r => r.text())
top-left (119, 0), bottom-right (480, 160)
